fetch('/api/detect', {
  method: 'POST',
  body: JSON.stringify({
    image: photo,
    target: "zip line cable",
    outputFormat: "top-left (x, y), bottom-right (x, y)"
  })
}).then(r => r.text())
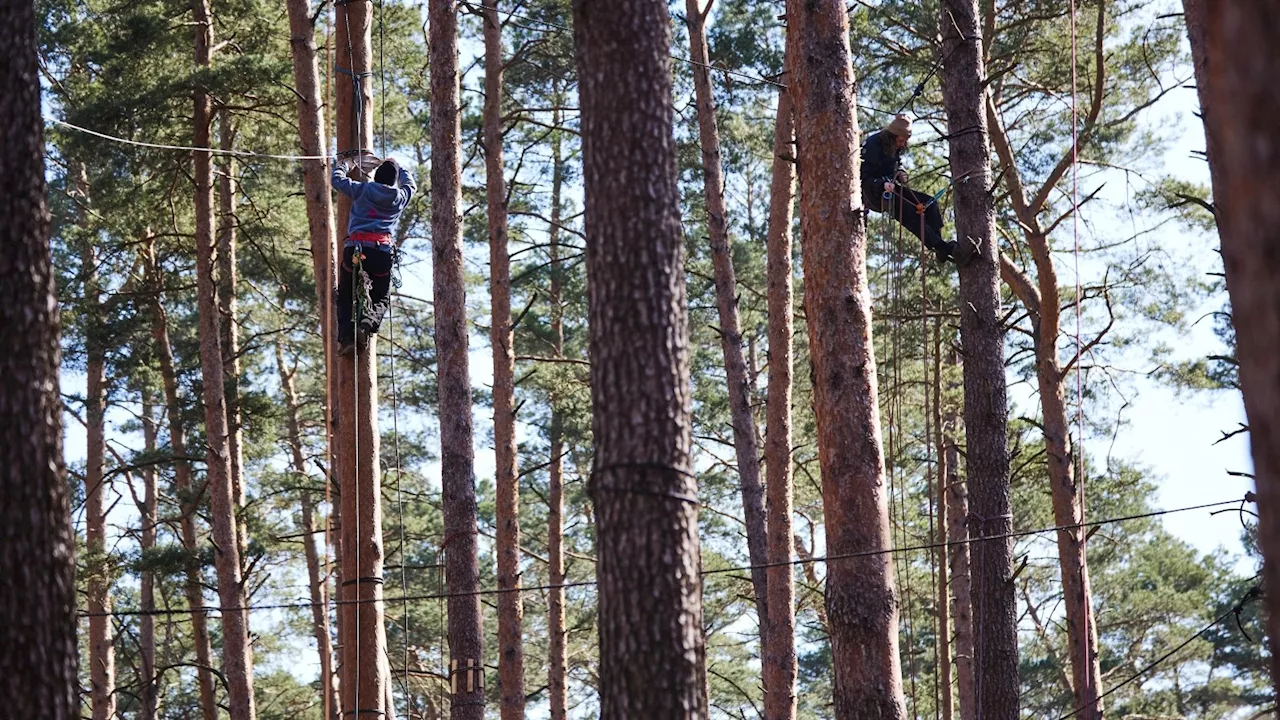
top-left (80, 496), bottom-right (1249, 619)
top-left (48, 118), bottom-right (332, 160)
top-left (1055, 582), bottom-right (1262, 720)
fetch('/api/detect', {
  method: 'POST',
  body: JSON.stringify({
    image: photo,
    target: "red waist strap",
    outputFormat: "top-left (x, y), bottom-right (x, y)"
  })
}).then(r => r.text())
top-left (348, 231), bottom-right (392, 244)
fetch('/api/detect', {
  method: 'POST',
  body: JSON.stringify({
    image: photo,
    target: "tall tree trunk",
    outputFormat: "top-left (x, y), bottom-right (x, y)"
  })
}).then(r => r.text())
top-left (1195, 1), bottom-right (1280, 694)
top-left (283, 8), bottom-right (340, 713)
top-left (191, 2), bottom-right (256, 714)
top-left (572, 1), bottom-right (706, 717)
top-left (276, 339), bottom-right (341, 720)
top-left (939, 2), bottom-right (1018, 717)
top-left (931, 325), bottom-right (951, 720)
top-left (333, 0), bottom-right (388, 715)
top-left (943, 404), bottom-right (976, 720)
top-left (429, 2), bottom-right (484, 718)
top-left (482, 4), bottom-right (525, 716)
top-left (283, 0), bottom-right (336, 530)
top-left (0, 5), bottom-right (76, 710)
top-left (684, 0), bottom-right (769, 628)
top-left (140, 393), bottom-right (160, 720)
top-left (545, 108), bottom-right (569, 720)
top-left (784, 1), bottom-right (905, 715)
top-left (217, 114), bottom-right (247, 555)
top-left (762, 68), bottom-right (797, 720)
top-left (81, 196), bottom-right (116, 720)
top-left (147, 243), bottom-right (219, 720)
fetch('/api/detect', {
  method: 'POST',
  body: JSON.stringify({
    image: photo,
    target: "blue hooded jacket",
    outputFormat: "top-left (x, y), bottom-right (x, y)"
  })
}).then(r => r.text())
top-left (331, 162), bottom-right (417, 246)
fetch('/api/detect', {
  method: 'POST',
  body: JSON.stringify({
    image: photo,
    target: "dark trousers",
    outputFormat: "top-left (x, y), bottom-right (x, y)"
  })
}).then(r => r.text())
top-left (337, 244), bottom-right (393, 343)
top-left (864, 184), bottom-right (946, 251)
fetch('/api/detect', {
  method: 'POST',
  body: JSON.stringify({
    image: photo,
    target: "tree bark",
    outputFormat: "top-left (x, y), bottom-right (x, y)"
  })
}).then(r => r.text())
top-left (784, 1), bottom-right (906, 715)
top-left (482, 4), bottom-right (525, 716)
top-left (1181, 0), bottom-right (1226, 210)
top-left (931, 324), bottom-right (951, 720)
top-left (1195, 0), bottom-right (1280, 696)
top-left (762, 67), bottom-right (797, 720)
top-left (276, 339), bottom-right (340, 720)
top-left (429, 2), bottom-right (484, 718)
top-left (0, 4), bottom-right (77, 711)
top-left (139, 393), bottom-right (160, 720)
top-left (283, 7), bottom-right (340, 713)
top-left (943, 406), bottom-right (976, 720)
top-left (217, 114), bottom-right (246, 555)
top-left (333, 0), bottom-right (388, 715)
top-left (283, 0), bottom-right (337, 590)
top-left (572, 1), bottom-right (707, 717)
top-left (191, 1), bottom-right (256, 714)
top-left (546, 108), bottom-right (569, 720)
top-left (81, 209), bottom-right (116, 720)
top-left (684, 0), bottom-right (769, 628)
top-left (939, 2), bottom-right (1018, 717)
top-left (147, 242), bottom-right (219, 720)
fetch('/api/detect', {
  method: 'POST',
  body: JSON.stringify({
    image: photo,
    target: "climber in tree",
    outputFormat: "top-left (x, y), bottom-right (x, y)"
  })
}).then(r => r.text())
top-left (861, 114), bottom-right (956, 263)
top-left (331, 154), bottom-right (417, 355)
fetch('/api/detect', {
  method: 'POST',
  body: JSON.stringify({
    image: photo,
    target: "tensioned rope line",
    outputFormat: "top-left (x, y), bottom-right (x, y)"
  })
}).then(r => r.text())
top-left (49, 118), bottom-right (331, 160)
top-left (1054, 581), bottom-right (1262, 720)
top-left (80, 496), bottom-right (1248, 618)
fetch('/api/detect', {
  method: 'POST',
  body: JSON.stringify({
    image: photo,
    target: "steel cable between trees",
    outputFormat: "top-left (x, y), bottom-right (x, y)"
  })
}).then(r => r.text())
top-left (81, 495), bottom-right (1252, 618)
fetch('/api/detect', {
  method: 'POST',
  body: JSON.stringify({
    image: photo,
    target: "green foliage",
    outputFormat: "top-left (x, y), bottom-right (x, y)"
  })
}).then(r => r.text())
top-left (45, 0), bottom-right (1266, 716)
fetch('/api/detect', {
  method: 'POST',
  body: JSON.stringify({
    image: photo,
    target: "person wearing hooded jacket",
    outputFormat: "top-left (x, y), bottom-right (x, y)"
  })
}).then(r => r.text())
top-left (861, 113), bottom-right (956, 263)
top-left (331, 155), bottom-right (417, 354)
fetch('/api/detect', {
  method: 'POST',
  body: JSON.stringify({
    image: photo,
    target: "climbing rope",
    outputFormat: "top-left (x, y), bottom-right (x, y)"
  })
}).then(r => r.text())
top-left (882, 193), bottom-right (921, 718)
top-left (918, 203), bottom-right (941, 720)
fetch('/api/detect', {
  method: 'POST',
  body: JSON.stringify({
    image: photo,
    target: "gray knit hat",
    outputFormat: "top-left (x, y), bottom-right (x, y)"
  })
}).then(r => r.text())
top-left (886, 113), bottom-right (913, 139)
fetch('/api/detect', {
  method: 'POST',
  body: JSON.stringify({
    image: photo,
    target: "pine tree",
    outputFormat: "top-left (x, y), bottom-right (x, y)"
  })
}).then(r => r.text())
top-left (573, 0), bottom-right (707, 715)
top-left (1193, 2), bottom-right (1280, 695)
top-left (786, 0), bottom-right (906, 714)
top-left (938, 0), bottom-right (1017, 716)
top-left (190, 0), bottom-right (256, 713)
top-left (762, 44), bottom-right (797, 720)
top-left (0, 0), bottom-right (77, 712)
top-left (429, 1), bottom-right (485, 718)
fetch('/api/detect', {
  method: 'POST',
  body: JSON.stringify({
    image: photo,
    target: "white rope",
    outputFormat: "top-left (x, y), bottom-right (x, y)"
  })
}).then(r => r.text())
top-left (49, 118), bottom-right (331, 161)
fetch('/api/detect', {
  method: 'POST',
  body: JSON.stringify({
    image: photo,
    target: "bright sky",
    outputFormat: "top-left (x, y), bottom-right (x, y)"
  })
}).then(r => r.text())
top-left (1063, 81), bottom-right (1255, 564)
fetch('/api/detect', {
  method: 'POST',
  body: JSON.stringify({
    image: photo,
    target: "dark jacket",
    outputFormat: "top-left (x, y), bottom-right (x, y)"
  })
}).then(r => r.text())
top-left (860, 130), bottom-right (903, 186)
top-left (331, 163), bottom-right (417, 242)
